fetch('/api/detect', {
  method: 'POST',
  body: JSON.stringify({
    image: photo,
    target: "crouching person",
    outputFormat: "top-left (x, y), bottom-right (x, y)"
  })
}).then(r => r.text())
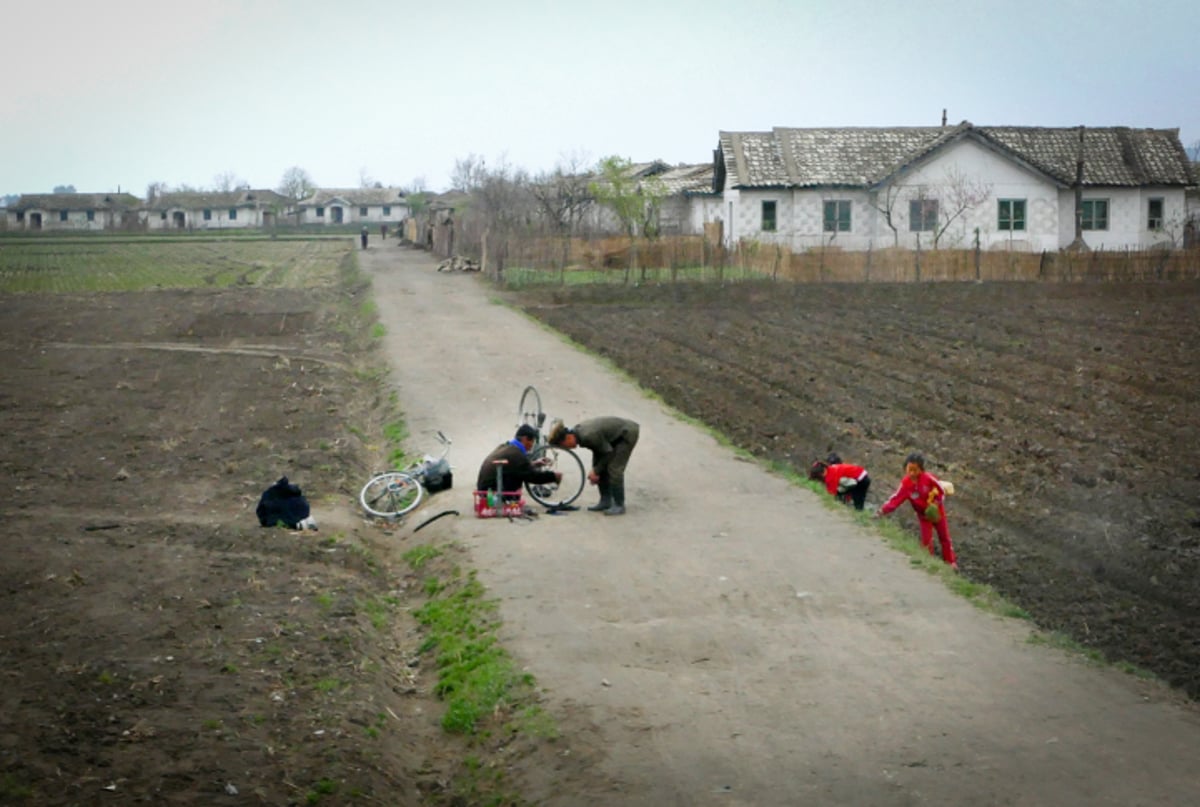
top-left (476, 424), bottom-right (561, 498)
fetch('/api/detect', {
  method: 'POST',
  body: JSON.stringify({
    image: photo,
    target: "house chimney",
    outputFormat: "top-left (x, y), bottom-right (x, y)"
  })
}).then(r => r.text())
top-left (941, 109), bottom-right (947, 127)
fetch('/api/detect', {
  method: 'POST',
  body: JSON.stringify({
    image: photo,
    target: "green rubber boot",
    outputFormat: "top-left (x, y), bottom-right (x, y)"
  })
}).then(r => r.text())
top-left (587, 482), bottom-right (612, 512)
top-left (604, 482), bottom-right (626, 516)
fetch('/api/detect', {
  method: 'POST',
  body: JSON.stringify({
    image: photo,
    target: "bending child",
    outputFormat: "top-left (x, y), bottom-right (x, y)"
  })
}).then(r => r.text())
top-left (808, 453), bottom-right (871, 511)
top-left (875, 452), bottom-right (958, 570)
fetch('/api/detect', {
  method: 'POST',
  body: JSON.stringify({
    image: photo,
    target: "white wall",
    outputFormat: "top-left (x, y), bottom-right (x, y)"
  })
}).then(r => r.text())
top-left (687, 196), bottom-right (723, 234)
top-left (146, 207), bottom-right (263, 231)
top-left (1055, 187), bottom-right (1188, 249)
top-left (301, 203), bottom-right (409, 225)
top-left (726, 138), bottom-right (1191, 253)
top-left (726, 138), bottom-right (1069, 252)
top-left (13, 207), bottom-right (113, 231)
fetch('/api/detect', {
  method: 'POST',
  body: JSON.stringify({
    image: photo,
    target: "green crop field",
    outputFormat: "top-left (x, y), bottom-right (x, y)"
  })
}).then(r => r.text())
top-left (0, 238), bottom-right (354, 293)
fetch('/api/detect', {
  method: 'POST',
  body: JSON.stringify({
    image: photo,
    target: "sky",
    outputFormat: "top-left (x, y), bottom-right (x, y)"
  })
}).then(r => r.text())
top-left (2, 0), bottom-right (1197, 198)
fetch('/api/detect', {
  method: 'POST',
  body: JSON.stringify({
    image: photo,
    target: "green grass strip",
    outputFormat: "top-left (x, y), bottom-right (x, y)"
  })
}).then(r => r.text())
top-left (409, 564), bottom-right (534, 735)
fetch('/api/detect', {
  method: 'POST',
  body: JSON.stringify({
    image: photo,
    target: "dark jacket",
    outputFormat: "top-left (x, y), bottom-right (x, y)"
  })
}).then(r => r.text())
top-left (476, 440), bottom-right (557, 492)
top-left (572, 417), bottom-right (640, 474)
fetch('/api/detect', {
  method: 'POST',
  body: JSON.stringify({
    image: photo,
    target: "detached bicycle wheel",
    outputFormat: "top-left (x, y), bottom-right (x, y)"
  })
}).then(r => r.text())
top-left (360, 472), bottom-right (424, 518)
top-left (517, 385), bottom-right (545, 431)
top-left (525, 446), bottom-right (585, 508)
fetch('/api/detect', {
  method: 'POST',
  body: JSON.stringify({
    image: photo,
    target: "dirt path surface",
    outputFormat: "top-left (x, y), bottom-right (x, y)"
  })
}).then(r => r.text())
top-left (364, 245), bottom-right (1200, 806)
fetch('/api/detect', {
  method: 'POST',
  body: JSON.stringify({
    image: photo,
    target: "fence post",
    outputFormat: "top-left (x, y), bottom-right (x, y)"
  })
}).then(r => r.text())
top-left (973, 227), bottom-right (981, 281)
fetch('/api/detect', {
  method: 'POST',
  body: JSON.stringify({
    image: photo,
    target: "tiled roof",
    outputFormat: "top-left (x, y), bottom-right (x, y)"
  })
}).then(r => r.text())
top-left (720, 123), bottom-right (1193, 190)
top-left (11, 192), bottom-right (142, 211)
top-left (586, 159), bottom-right (695, 195)
top-left (979, 127), bottom-right (1194, 186)
top-left (146, 189), bottom-right (290, 211)
top-left (298, 188), bottom-right (408, 207)
top-left (657, 163), bottom-right (716, 195)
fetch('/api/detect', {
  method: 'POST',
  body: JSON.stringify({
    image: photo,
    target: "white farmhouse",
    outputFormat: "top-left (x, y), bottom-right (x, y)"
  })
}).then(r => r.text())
top-left (144, 190), bottom-right (291, 231)
top-left (5, 192), bottom-right (142, 231)
top-left (295, 188), bottom-right (409, 227)
top-left (715, 122), bottom-right (1195, 252)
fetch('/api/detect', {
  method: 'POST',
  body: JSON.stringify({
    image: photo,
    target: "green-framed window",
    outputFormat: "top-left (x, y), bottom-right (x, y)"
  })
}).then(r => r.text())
top-left (909, 199), bottom-right (938, 231)
top-left (998, 199), bottom-right (1026, 231)
top-left (823, 200), bottom-right (851, 232)
top-left (1081, 199), bottom-right (1108, 230)
top-left (1148, 198), bottom-right (1163, 230)
top-left (761, 200), bottom-right (777, 232)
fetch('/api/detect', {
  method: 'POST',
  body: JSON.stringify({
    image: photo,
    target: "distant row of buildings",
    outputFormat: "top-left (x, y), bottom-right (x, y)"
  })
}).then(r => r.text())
top-left (5, 120), bottom-right (1199, 252)
top-left (2, 187), bottom-right (412, 233)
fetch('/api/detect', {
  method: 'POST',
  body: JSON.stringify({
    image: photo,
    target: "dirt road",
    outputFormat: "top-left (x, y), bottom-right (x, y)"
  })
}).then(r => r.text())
top-left (363, 245), bottom-right (1200, 806)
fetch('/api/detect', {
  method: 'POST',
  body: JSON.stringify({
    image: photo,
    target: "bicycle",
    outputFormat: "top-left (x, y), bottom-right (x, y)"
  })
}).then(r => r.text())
top-left (359, 431), bottom-right (453, 519)
top-left (516, 385), bottom-right (586, 509)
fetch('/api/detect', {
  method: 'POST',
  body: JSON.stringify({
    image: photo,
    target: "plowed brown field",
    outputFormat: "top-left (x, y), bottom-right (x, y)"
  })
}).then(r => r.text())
top-left (514, 279), bottom-right (1200, 698)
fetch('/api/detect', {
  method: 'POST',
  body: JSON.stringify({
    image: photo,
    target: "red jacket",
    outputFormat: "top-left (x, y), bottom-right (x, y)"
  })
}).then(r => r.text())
top-left (880, 472), bottom-right (944, 519)
top-left (824, 463), bottom-right (868, 496)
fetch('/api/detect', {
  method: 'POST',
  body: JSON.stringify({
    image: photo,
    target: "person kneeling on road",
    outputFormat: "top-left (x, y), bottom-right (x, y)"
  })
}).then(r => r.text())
top-left (476, 424), bottom-right (561, 498)
top-left (547, 416), bottom-right (639, 516)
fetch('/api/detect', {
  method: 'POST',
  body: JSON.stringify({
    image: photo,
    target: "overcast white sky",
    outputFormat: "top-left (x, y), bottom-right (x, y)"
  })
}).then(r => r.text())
top-left (2, 0), bottom-right (1197, 197)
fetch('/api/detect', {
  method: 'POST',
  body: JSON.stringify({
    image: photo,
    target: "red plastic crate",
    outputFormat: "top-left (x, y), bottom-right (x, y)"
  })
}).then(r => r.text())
top-left (473, 490), bottom-right (526, 518)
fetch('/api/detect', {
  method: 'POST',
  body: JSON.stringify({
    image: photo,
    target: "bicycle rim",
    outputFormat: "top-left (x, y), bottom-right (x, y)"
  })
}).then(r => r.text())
top-left (525, 446), bottom-right (585, 507)
top-left (360, 472), bottom-right (424, 518)
top-left (518, 385), bottom-right (545, 431)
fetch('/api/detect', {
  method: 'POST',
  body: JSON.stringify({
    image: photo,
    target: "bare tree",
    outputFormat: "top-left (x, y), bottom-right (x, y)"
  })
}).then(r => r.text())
top-left (869, 183), bottom-right (904, 246)
top-left (530, 155), bottom-right (593, 236)
top-left (278, 166), bottom-right (316, 201)
top-left (530, 154), bottom-right (595, 277)
top-left (931, 167), bottom-right (991, 248)
top-left (146, 181), bottom-right (168, 202)
top-left (406, 176), bottom-right (429, 194)
top-left (213, 171), bottom-right (246, 192)
top-left (451, 154), bottom-right (488, 192)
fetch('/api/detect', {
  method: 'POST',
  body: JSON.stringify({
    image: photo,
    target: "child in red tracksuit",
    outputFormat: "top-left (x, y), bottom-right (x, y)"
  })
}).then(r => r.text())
top-left (809, 454), bottom-right (871, 511)
top-left (876, 452), bottom-right (957, 570)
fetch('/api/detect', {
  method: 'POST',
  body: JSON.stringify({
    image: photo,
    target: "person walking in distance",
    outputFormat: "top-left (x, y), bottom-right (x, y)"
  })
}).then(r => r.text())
top-left (360, 226), bottom-right (369, 250)
top-left (548, 417), bottom-right (639, 516)
top-left (875, 452), bottom-right (958, 570)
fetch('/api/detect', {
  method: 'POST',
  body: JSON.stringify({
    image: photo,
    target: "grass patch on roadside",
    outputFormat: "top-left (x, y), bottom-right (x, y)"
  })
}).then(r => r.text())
top-left (502, 264), bottom-right (771, 290)
top-left (405, 548), bottom-right (543, 737)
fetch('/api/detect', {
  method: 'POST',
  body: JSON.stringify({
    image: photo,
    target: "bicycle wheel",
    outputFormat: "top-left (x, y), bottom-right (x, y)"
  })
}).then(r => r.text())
top-left (360, 472), bottom-right (424, 518)
top-left (525, 446), bottom-right (585, 508)
top-left (517, 385), bottom-right (545, 431)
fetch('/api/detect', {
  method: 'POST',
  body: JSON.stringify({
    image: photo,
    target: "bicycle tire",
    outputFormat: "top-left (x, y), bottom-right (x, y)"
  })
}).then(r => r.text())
top-left (517, 385), bottom-right (545, 432)
top-left (360, 471), bottom-right (424, 518)
top-left (525, 446), bottom-right (585, 508)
